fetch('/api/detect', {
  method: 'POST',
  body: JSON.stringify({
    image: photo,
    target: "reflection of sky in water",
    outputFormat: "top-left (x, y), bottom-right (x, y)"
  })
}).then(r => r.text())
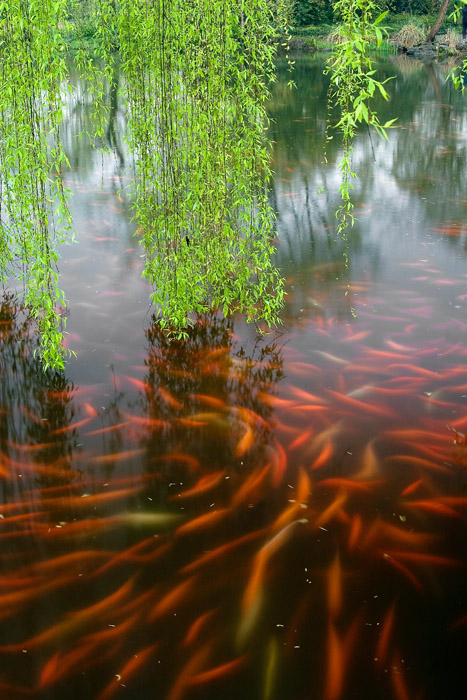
top-left (269, 56), bottom-right (466, 335)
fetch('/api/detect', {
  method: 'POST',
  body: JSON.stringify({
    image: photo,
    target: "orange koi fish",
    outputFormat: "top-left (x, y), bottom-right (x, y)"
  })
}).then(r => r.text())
top-left (51, 417), bottom-right (92, 435)
top-left (296, 467), bottom-right (312, 503)
top-left (90, 450), bottom-right (145, 465)
top-left (181, 529), bottom-right (267, 575)
top-left (369, 520), bottom-right (436, 549)
top-left (272, 502), bottom-right (303, 531)
top-left (383, 551), bottom-right (461, 568)
top-left (6, 441), bottom-right (55, 452)
top-left (268, 439), bottom-right (287, 486)
top-left (315, 491), bottom-right (347, 529)
top-left (121, 412), bottom-right (169, 429)
top-left (176, 508), bottom-right (230, 536)
top-left (84, 421), bottom-right (131, 436)
top-left (326, 389), bottom-right (395, 418)
top-left (0, 510), bottom-right (46, 525)
top-left (190, 394), bottom-right (226, 409)
top-left (97, 643), bottom-right (159, 700)
top-left (405, 499), bottom-right (460, 518)
top-left (318, 478), bottom-right (371, 493)
top-left (92, 537), bottom-right (168, 577)
top-left (24, 550), bottom-right (113, 576)
top-left (286, 361), bottom-right (323, 377)
top-left (375, 602), bottom-right (396, 670)
top-left (20, 406), bottom-right (47, 424)
top-left (188, 655), bottom-right (248, 686)
top-left (167, 643), bottom-right (213, 700)
top-left (83, 402), bottom-right (99, 418)
top-left (122, 375), bottom-right (151, 392)
top-left (348, 514), bottom-right (362, 552)
top-left (57, 486), bottom-right (142, 508)
top-left (355, 440), bottom-right (380, 480)
top-left (382, 553), bottom-right (422, 591)
top-left (385, 455), bottom-right (448, 474)
top-left (384, 429), bottom-right (450, 445)
top-left (236, 425), bottom-right (255, 458)
top-left (243, 520), bottom-right (306, 614)
top-left (257, 392), bottom-right (296, 409)
top-left (153, 453), bottom-right (199, 471)
top-left (294, 403), bottom-right (330, 414)
top-left (388, 363), bottom-right (439, 379)
top-left (231, 465), bottom-right (271, 508)
top-left (289, 428), bottom-right (314, 451)
top-left (289, 387), bottom-right (328, 405)
top-left (234, 406), bottom-right (272, 432)
top-left (19, 576), bottom-right (135, 650)
top-left (363, 348), bottom-right (408, 361)
top-left (158, 387), bottom-right (183, 410)
top-left (325, 623), bottom-right (344, 700)
top-left (400, 478), bottom-right (424, 497)
top-left (342, 330), bottom-right (371, 343)
top-left (304, 422), bottom-right (343, 460)
top-left (0, 576), bottom-right (77, 616)
top-left (183, 609), bottom-right (217, 647)
top-left (80, 613), bottom-right (139, 648)
top-left (170, 470), bottom-right (226, 500)
top-left (38, 652), bottom-right (62, 689)
top-left (391, 654), bottom-right (412, 700)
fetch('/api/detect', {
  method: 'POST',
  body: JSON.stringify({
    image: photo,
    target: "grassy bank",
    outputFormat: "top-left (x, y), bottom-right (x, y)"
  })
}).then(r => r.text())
top-left (288, 11), bottom-right (462, 52)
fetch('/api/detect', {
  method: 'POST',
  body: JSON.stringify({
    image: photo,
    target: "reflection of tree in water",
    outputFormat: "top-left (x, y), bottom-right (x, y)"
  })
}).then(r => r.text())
top-left (134, 312), bottom-right (284, 495)
top-left (0, 293), bottom-right (79, 498)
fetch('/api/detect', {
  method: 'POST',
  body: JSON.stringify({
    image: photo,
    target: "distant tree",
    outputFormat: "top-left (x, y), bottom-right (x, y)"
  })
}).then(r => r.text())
top-left (426, 0), bottom-right (451, 40)
top-left (293, 0), bottom-right (333, 26)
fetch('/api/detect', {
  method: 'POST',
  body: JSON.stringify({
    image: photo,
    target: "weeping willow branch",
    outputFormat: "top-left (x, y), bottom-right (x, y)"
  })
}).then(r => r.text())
top-left (0, 0), bottom-right (74, 370)
top-left (85, 0), bottom-right (286, 337)
top-left (325, 0), bottom-right (396, 238)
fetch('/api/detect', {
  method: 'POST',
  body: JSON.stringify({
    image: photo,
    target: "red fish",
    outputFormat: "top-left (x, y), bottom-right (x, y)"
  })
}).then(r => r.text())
top-left (315, 491), bottom-right (347, 529)
top-left (170, 471), bottom-right (226, 500)
top-left (188, 655), bottom-right (248, 686)
top-left (181, 529), bottom-right (267, 575)
top-left (375, 602), bottom-right (396, 669)
top-left (183, 609), bottom-right (217, 647)
top-left (236, 425), bottom-right (255, 457)
top-left (97, 643), bottom-right (159, 700)
top-left (176, 509), bottom-right (230, 536)
top-left (348, 514), bottom-right (362, 552)
top-left (231, 465), bottom-right (271, 508)
top-left (325, 623), bottom-right (344, 700)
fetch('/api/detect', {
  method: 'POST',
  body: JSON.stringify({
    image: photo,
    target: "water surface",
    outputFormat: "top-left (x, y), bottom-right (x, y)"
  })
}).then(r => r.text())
top-left (0, 55), bottom-right (466, 700)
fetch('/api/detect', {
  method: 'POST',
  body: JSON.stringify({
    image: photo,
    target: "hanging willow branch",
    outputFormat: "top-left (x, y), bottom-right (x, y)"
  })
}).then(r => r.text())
top-left (83, 0), bottom-right (286, 337)
top-left (325, 0), bottom-right (396, 237)
top-left (0, 0), bottom-right (74, 370)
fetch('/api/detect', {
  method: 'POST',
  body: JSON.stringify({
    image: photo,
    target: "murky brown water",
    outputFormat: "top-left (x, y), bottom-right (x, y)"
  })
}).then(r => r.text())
top-left (0, 55), bottom-right (466, 700)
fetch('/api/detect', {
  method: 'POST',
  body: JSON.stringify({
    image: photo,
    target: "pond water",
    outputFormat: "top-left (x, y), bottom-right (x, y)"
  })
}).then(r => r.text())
top-left (0, 55), bottom-right (466, 700)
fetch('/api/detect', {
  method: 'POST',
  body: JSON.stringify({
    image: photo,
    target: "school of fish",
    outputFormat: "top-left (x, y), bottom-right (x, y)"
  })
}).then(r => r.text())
top-left (0, 294), bottom-right (466, 700)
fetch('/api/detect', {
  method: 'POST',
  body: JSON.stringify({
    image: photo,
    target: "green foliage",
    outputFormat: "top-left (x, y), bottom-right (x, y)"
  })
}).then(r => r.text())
top-left (379, 1), bottom-right (442, 13)
top-left (293, 0), bottom-right (334, 27)
top-left (325, 0), bottom-right (396, 238)
top-left (82, 0), bottom-right (286, 337)
top-left (0, 0), bottom-right (75, 371)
